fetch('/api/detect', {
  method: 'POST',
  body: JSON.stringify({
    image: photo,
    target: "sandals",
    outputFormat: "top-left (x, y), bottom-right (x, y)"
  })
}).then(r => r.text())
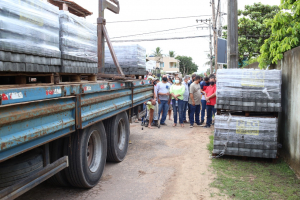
top-left (173, 124), bottom-right (177, 127)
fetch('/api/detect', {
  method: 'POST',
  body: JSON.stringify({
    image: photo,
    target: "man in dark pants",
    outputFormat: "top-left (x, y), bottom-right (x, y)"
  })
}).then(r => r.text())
top-left (157, 75), bottom-right (171, 125)
top-left (200, 77), bottom-right (210, 125)
top-left (203, 76), bottom-right (216, 128)
top-left (188, 75), bottom-right (202, 128)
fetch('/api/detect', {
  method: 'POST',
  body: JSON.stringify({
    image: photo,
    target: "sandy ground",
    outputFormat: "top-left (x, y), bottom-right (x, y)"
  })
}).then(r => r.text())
top-left (17, 118), bottom-right (223, 200)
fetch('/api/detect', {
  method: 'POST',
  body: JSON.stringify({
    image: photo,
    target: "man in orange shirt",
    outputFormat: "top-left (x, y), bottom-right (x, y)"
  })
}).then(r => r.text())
top-left (203, 76), bottom-right (216, 128)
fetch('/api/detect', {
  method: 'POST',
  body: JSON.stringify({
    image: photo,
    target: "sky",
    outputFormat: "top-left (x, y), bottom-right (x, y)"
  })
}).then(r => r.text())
top-left (74, 0), bottom-right (280, 73)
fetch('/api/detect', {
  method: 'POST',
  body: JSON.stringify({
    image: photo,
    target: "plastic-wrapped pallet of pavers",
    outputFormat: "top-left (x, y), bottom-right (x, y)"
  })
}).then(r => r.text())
top-left (0, 0), bottom-right (61, 72)
top-left (59, 10), bottom-right (97, 74)
top-left (213, 114), bottom-right (278, 158)
top-left (215, 69), bottom-right (282, 112)
top-left (104, 44), bottom-right (146, 75)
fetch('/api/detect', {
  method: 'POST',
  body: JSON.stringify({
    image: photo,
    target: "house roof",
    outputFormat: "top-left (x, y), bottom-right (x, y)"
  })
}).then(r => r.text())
top-left (48, 0), bottom-right (93, 17)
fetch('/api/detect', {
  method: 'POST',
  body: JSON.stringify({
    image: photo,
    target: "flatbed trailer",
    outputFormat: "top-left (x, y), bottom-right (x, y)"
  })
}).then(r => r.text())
top-left (0, 79), bottom-right (153, 199)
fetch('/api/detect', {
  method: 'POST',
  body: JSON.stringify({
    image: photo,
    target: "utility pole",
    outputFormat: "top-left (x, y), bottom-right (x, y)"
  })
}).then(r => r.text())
top-left (217, 1), bottom-right (222, 70)
top-left (209, 19), bottom-right (213, 74)
top-left (227, 0), bottom-right (238, 68)
top-left (211, 0), bottom-right (217, 73)
top-left (218, 2), bottom-right (222, 38)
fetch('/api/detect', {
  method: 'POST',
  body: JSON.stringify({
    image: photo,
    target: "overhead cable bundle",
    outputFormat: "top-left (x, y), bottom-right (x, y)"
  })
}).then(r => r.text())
top-left (215, 69), bottom-right (282, 112)
top-left (213, 115), bottom-right (278, 158)
top-left (59, 10), bottom-right (97, 73)
top-left (0, 0), bottom-right (61, 72)
top-left (103, 44), bottom-right (147, 75)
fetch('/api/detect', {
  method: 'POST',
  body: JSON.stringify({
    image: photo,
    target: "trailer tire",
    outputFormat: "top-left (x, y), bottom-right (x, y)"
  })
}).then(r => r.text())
top-left (104, 112), bottom-right (130, 162)
top-left (47, 137), bottom-right (70, 187)
top-left (65, 122), bottom-right (107, 188)
top-left (0, 149), bottom-right (43, 189)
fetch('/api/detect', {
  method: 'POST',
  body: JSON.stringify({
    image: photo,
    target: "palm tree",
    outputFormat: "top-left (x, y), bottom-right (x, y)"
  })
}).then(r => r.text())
top-left (205, 53), bottom-right (215, 66)
top-left (152, 47), bottom-right (163, 57)
top-left (168, 51), bottom-right (176, 57)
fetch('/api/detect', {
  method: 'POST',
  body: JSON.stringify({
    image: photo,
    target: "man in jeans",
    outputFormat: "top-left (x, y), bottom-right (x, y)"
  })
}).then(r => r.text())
top-left (203, 76), bottom-right (217, 128)
top-left (200, 77), bottom-right (210, 125)
top-left (188, 75), bottom-right (202, 128)
top-left (182, 75), bottom-right (190, 123)
top-left (157, 75), bottom-right (171, 125)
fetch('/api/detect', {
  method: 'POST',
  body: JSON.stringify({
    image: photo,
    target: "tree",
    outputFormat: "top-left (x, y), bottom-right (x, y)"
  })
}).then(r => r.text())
top-left (168, 51), bottom-right (176, 57)
top-left (258, 0), bottom-right (300, 68)
top-left (152, 47), bottom-right (163, 57)
top-left (175, 56), bottom-right (198, 75)
top-left (223, 3), bottom-right (279, 67)
top-left (204, 54), bottom-right (215, 66)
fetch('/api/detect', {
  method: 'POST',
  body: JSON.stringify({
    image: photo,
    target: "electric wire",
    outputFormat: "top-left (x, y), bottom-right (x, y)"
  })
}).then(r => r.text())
top-left (110, 35), bottom-right (209, 43)
top-left (110, 24), bottom-right (207, 39)
top-left (107, 15), bottom-right (212, 23)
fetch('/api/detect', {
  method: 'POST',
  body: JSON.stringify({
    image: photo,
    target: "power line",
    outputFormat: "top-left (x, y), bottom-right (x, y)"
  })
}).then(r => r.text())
top-left (110, 25), bottom-right (206, 39)
top-left (107, 15), bottom-right (212, 23)
top-left (110, 35), bottom-right (209, 43)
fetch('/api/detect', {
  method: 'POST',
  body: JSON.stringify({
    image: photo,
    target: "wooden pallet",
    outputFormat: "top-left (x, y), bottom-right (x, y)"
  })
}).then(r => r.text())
top-left (0, 72), bottom-right (98, 86)
top-left (0, 72), bottom-right (54, 86)
top-left (58, 73), bottom-right (97, 83)
top-left (216, 109), bottom-right (279, 118)
top-left (212, 153), bottom-right (278, 163)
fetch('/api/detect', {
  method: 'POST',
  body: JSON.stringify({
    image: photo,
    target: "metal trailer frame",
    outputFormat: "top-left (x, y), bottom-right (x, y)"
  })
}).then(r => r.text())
top-left (0, 1), bottom-right (152, 198)
top-left (0, 79), bottom-right (153, 199)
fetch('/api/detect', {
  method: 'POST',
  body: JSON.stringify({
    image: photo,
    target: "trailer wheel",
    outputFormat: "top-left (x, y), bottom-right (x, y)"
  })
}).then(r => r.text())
top-left (0, 149), bottom-right (43, 189)
top-left (65, 122), bottom-right (107, 188)
top-left (47, 137), bottom-right (70, 186)
top-left (104, 112), bottom-right (130, 162)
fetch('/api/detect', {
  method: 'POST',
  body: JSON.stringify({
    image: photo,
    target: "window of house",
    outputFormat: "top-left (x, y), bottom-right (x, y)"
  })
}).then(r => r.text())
top-left (170, 62), bottom-right (178, 68)
top-left (160, 62), bottom-right (164, 68)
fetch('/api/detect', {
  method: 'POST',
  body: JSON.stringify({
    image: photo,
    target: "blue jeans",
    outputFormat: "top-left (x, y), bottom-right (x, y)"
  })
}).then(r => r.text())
top-left (182, 101), bottom-right (188, 121)
top-left (201, 100), bottom-right (207, 122)
top-left (172, 99), bottom-right (184, 124)
top-left (206, 105), bottom-right (214, 127)
top-left (189, 104), bottom-right (201, 125)
top-left (158, 100), bottom-right (169, 124)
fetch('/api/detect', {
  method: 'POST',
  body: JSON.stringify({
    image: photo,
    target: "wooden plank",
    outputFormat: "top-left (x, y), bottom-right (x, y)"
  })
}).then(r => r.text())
top-left (15, 76), bottom-right (26, 84)
top-left (87, 75), bottom-right (97, 82)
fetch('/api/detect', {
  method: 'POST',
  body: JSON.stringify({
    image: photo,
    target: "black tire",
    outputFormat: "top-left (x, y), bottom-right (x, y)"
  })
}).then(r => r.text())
top-left (104, 112), bottom-right (130, 162)
top-left (47, 137), bottom-right (70, 186)
top-left (65, 122), bottom-right (107, 188)
top-left (0, 149), bottom-right (43, 189)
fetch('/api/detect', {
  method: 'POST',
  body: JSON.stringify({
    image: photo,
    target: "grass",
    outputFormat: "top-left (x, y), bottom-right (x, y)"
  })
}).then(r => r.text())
top-left (208, 135), bottom-right (300, 200)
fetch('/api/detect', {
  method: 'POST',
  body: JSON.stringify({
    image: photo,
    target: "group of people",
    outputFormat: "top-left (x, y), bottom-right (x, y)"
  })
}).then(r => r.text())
top-left (146, 73), bottom-right (217, 129)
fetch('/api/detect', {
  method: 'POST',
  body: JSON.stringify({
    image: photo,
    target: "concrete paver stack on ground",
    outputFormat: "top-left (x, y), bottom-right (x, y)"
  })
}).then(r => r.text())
top-left (213, 69), bottom-right (282, 158)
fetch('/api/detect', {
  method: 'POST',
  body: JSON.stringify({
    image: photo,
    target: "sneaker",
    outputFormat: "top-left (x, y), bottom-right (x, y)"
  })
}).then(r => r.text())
top-left (203, 125), bottom-right (210, 128)
top-left (196, 123), bottom-right (202, 126)
top-left (160, 123), bottom-right (167, 126)
top-left (190, 125), bottom-right (194, 128)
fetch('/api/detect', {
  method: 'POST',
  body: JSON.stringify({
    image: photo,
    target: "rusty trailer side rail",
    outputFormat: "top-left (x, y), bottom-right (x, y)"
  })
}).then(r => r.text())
top-left (0, 80), bottom-right (153, 163)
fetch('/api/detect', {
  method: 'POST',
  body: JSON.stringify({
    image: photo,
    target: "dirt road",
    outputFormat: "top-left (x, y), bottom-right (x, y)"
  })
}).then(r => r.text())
top-left (17, 120), bottom-right (221, 200)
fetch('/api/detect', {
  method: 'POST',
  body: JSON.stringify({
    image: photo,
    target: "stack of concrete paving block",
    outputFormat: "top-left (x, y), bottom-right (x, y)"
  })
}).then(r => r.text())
top-left (103, 44), bottom-right (147, 75)
top-left (0, 0), bottom-right (61, 72)
top-left (213, 115), bottom-right (278, 158)
top-left (215, 69), bottom-right (282, 112)
top-left (59, 11), bottom-right (97, 74)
